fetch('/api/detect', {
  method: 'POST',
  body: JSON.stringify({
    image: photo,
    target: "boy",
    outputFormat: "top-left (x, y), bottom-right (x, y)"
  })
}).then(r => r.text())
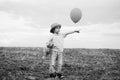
top-left (44, 23), bottom-right (80, 79)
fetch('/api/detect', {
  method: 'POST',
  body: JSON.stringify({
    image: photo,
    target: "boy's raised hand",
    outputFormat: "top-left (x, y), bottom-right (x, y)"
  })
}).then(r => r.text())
top-left (64, 29), bottom-right (81, 37)
top-left (75, 29), bottom-right (81, 33)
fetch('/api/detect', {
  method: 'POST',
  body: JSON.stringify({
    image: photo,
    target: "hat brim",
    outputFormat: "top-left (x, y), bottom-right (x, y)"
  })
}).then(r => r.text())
top-left (50, 25), bottom-right (61, 33)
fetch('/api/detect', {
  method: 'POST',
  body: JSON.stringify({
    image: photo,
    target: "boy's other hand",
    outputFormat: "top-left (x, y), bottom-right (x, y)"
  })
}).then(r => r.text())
top-left (42, 56), bottom-right (46, 60)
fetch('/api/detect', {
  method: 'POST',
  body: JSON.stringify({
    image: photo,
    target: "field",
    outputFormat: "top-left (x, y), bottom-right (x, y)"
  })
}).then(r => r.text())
top-left (0, 47), bottom-right (120, 80)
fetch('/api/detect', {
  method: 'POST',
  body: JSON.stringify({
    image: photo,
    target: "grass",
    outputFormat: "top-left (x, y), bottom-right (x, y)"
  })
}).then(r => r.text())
top-left (0, 47), bottom-right (120, 80)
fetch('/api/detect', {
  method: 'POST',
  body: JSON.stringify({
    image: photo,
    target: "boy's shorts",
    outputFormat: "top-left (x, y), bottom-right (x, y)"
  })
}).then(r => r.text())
top-left (51, 50), bottom-right (63, 66)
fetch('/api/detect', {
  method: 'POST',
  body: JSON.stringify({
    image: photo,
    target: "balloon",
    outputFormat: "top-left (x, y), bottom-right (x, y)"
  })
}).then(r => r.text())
top-left (70, 8), bottom-right (82, 23)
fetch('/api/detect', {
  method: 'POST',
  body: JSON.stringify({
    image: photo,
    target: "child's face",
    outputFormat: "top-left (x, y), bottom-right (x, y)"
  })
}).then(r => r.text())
top-left (54, 26), bottom-right (60, 34)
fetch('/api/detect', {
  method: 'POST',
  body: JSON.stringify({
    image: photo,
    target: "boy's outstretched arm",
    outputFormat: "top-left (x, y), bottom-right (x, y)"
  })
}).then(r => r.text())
top-left (64, 29), bottom-right (80, 37)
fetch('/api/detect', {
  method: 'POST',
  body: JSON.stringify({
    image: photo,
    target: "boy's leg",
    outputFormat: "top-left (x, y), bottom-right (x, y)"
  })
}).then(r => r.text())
top-left (56, 52), bottom-right (64, 78)
top-left (49, 51), bottom-right (57, 73)
top-left (57, 52), bottom-right (63, 73)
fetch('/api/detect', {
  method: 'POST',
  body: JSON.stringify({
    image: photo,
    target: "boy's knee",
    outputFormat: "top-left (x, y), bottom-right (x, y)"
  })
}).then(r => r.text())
top-left (58, 63), bottom-right (63, 67)
top-left (51, 62), bottom-right (55, 66)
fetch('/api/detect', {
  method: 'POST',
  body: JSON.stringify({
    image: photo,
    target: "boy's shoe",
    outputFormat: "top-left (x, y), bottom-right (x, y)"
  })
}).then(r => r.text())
top-left (56, 73), bottom-right (64, 79)
top-left (49, 72), bottom-right (56, 78)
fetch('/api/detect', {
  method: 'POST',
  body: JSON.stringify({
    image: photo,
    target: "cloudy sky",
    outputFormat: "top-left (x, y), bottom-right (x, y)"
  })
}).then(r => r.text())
top-left (0, 0), bottom-right (120, 49)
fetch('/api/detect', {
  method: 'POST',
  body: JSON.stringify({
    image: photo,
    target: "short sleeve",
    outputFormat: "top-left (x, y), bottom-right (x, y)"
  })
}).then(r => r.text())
top-left (61, 33), bottom-right (66, 38)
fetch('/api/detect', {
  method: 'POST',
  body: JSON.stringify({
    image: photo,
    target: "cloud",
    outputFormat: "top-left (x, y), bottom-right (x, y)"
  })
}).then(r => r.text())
top-left (0, 11), bottom-right (49, 32)
top-left (0, 10), bottom-right (120, 49)
top-left (0, 11), bottom-right (50, 47)
top-left (0, 0), bottom-right (120, 27)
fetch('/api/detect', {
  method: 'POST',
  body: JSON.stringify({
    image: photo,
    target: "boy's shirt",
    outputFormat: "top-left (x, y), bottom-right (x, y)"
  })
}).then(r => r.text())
top-left (47, 33), bottom-right (66, 52)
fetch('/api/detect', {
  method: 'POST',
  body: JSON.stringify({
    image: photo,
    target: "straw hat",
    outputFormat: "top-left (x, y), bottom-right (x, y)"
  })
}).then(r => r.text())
top-left (50, 23), bottom-right (61, 33)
